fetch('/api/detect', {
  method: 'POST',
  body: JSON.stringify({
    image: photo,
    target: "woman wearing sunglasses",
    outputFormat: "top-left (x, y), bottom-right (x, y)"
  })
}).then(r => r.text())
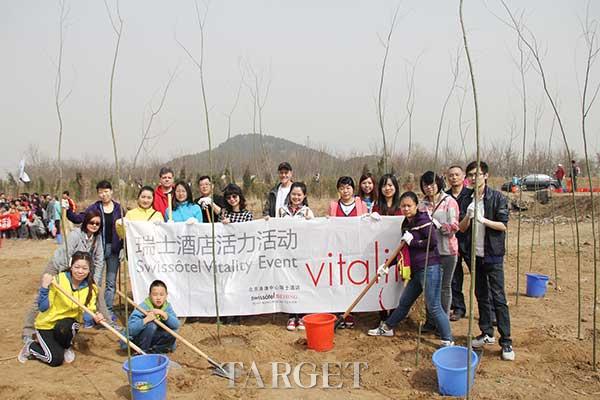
top-left (22, 210), bottom-right (108, 341)
top-left (220, 184), bottom-right (253, 224)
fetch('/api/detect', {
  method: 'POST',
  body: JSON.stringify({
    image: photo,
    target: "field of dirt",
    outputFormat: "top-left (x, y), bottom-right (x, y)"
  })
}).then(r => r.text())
top-left (1, 195), bottom-right (600, 399)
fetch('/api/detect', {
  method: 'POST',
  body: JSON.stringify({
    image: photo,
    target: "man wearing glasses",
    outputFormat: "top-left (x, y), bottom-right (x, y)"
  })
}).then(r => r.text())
top-left (194, 175), bottom-right (225, 223)
top-left (458, 161), bottom-right (514, 361)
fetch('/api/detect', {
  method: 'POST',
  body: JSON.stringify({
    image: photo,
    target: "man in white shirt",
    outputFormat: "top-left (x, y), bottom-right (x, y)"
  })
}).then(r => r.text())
top-left (263, 162), bottom-right (293, 218)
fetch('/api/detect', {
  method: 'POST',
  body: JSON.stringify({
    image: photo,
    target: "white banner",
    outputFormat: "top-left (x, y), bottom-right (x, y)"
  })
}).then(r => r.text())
top-left (126, 217), bottom-right (406, 317)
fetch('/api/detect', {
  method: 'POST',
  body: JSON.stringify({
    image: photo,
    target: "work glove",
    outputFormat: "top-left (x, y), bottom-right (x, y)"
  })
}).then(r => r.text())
top-left (475, 212), bottom-right (486, 224)
top-left (377, 263), bottom-right (389, 276)
top-left (401, 231), bottom-right (414, 245)
top-left (362, 212), bottom-right (382, 221)
top-left (199, 197), bottom-right (212, 208)
top-left (119, 249), bottom-right (126, 262)
top-left (466, 202), bottom-right (475, 219)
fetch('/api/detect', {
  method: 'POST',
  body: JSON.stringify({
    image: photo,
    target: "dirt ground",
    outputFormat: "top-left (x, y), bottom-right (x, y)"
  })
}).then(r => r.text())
top-left (1, 194), bottom-right (600, 399)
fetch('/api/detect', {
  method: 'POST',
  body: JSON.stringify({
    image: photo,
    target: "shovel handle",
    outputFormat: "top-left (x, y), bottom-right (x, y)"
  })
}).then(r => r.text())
top-left (115, 289), bottom-right (223, 369)
top-left (50, 281), bottom-right (145, 355)
top-left (339, 241), bottom-right (405, 321)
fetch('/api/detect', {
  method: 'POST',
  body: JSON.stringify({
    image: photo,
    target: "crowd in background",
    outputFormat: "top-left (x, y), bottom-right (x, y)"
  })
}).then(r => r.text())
top-left (0, 191), bottom-right (76, 240)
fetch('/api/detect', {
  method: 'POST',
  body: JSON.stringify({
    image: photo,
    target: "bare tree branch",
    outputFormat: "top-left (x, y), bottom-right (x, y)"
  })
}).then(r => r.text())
top-left (376, 4), bottom-right (402, 173)
top-left (103, 0), bottom-right (124, 193)
top-left (131, 67), bottom-right (179, 172)
top-left (499, 0), bottom-right (583, 340)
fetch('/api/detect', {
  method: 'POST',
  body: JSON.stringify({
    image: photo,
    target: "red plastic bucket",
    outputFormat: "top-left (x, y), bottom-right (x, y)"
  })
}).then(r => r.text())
top-left (302, 313), bottom-right (336, 352)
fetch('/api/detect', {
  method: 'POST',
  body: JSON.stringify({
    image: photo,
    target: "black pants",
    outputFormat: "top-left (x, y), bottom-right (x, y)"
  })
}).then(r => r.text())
top-left (473, 258), bottom-right (512, 346)
top-left (29, 318), bottom-right (78, 367)
top-left (451, 255), bottom-right (496, 318)
top-left (451, 254), bottom-right (467, 315)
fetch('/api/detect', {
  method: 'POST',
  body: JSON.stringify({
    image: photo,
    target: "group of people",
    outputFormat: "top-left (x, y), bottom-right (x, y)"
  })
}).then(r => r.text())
top-left (0, 191), bottom-right (76, 240)
top-left (17, 159), bottom-right (515, 367)
top-left (554, 159), bottom-right (581, 192)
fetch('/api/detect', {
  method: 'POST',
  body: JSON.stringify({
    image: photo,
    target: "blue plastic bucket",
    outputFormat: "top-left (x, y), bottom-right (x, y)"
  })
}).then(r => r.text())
top-left (432, 346), bottom-right (479, 397)
top-left (526, 273), bottom-right (549, 297)
top-left (122, 354), bottom-right (169, 400)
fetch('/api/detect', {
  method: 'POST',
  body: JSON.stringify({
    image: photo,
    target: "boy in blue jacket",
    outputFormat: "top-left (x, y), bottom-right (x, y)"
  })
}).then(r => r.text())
top-left (128, 280), bottom-right (179, 353)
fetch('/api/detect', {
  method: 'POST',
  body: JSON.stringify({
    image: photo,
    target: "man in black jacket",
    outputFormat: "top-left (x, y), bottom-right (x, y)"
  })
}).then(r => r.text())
top-left (445, 165), bottom-right (471, 321)
top-left (458, 161), bottom-right (514, 361)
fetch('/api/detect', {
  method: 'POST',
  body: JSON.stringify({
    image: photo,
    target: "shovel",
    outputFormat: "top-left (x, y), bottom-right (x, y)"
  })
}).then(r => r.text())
top-left (50, 281), bottom-right (145, 356)
top-left (116, 289), bottom-right (241, 380)
top-left (334, 241), bottom-right (406, 330)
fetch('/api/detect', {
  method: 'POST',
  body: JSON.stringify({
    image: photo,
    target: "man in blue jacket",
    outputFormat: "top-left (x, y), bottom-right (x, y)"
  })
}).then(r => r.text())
top-left (458, 161), bottom-right (514, 361)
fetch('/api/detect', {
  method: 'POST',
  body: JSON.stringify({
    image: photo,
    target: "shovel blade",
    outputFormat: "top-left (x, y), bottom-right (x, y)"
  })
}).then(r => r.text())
top-left (211, 362), bottom-right (243, 380)
top-left (333, 315), bottom-right (345, 331)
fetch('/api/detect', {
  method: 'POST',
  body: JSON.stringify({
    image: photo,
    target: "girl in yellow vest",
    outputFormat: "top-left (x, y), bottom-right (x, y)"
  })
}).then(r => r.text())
top-left (18, 251), bottom-right (105, 366)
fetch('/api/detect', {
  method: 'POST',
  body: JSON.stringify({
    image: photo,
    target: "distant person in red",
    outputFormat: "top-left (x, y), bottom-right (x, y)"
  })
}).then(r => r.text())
top-left (554, 164), bottom-right (565, 190)
top-left (153, 167), bottom-right (175, 218)
top-left (62, 191), bottom-right (76, 212)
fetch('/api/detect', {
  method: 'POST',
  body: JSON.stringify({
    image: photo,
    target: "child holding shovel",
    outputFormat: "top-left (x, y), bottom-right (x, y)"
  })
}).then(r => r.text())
top-left (125, 280), bottom-right (179, 353)
top-left (18, 251), bottom-right (105, 366)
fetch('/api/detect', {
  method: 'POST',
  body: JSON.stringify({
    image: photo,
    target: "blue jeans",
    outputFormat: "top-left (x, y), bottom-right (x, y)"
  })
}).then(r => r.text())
top-left (104, 246), bottom-right (120, 314)
top-left (386, 265), bottom-right (453, 341)
top-left (134, 323), bottom-right (176, 353)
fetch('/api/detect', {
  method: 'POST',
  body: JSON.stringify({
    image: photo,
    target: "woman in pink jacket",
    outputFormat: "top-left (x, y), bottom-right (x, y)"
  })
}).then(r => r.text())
top-left (418, 171), bottom-right (459, 325)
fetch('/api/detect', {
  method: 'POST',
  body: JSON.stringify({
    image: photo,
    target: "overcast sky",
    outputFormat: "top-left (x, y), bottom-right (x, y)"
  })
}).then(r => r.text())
top-left (2, 0), bottom-right (599, 176)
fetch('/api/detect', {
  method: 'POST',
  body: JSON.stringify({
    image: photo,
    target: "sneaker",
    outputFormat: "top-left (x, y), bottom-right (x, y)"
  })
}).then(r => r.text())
top-left (449, 311), bottom-right (464, 322)
top-left (286, 318), bottom-right (297, 331)
top-left (367, 322), bottom-right (394, 337)
top-left (472, 334), bottom-right (495, 348)
top-left (18, 342), bottom-right (32, 363)
top-left (344, 314), bottom-right (355, 329)
top-left (501, 344), bottom-right (515, 361)
top-left (297, 319), bottom-right (305, 331)
top-left (83, 319), bottom-right (95, 329)
top-left (421, 322), bottom-right (437, 334)
top-left (64, 348), bottom-right (75, 363)
top-left (22, 334), bottom-right (33, 345)
top-left (440, 340), bottom-right (455, 347)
